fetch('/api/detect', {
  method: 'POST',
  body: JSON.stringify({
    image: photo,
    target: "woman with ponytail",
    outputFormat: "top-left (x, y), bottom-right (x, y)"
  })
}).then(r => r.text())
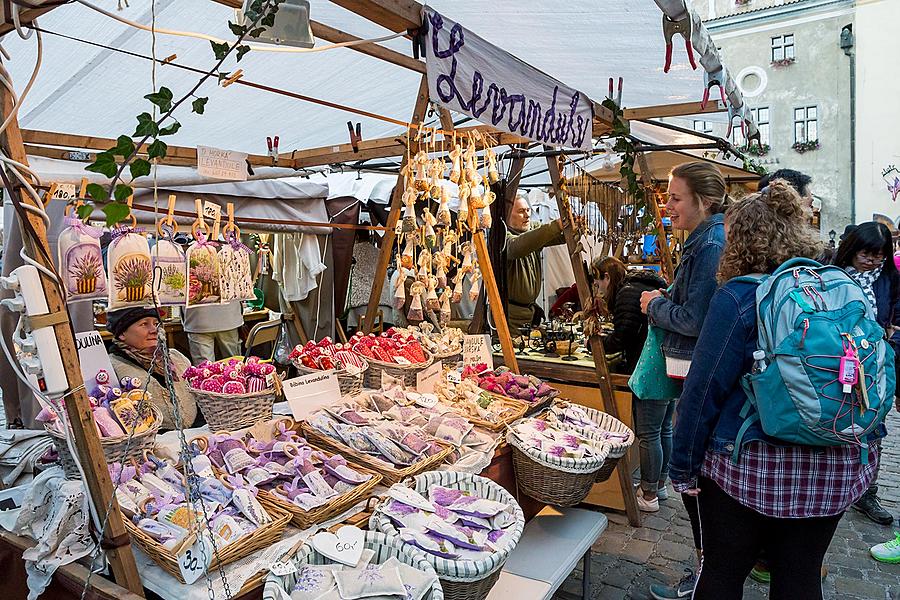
top-left (668, 181), bottom-right (877, 599)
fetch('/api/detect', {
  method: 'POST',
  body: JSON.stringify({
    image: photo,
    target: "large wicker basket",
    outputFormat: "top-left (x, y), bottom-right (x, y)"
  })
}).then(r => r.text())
top-left (507, 424), bottom-right (610, 507)
top-left (370, 471), bottom-right (524, 600)
top-left (551, 403), bottom-right (635, 483)
top-left (264, 530), bottom-right (444, 600)
top-left (432, 347), bottom-right (462, 367)
top-left (124, 501), bottom-right (291, 584)
top-left (190, 380), bottom-right (279, 431)
top-left (362, 350), bottom-right (433, 389)
top-left (293, 359), bottom-right (367, 397)
top-left (47, 405), bottom-right (163, 480)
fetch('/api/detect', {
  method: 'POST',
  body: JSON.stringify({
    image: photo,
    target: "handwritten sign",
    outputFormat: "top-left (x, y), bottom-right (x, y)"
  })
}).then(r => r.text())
top-left (311, 526), bottom-right (364, 566)
top-left (178, 534), bottom-right (213, 585)
top-left (463, 334), bottom-right (493, 368)
top-left (52, 183), bottom-right (77, 201)
top-left (197, 145), bottom-right (248, 181)
top-left (416, 360), bottom-right (443, 394)
top-left (202, 201), bottom-right (222, 223)
top-left (424, 7), bottom-right (593, 151)
top-left (75, 331), bottom-right (117, 396)
top-left (283, 371), bottom-right (342, 421)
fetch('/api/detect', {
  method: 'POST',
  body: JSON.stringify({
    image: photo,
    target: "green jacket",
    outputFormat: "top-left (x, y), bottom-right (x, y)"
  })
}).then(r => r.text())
top-left (504, 220), bottom-right (566, 331)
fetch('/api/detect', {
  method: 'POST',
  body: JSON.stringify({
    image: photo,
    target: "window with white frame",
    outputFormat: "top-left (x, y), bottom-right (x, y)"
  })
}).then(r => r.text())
top-left (693, 120), bottom-right (713, 135)
top-left (772, 34), bottom-right (795, 62)
top-left (794, 106), bottom-right (817, 143)
top-left (728, 107), bottom-right (770, 146)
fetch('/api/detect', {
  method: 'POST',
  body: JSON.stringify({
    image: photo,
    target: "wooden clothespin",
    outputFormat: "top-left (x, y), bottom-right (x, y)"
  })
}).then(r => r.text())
top-left (221, 69), bottom-right (244, 88)
top-left (348, 121), bottom-right (362, 153)
top-left (125, 194), bottom-right (137, 228)
top-left (162, 53), bottom-right (177, 64)
top-left (43, 183), bottom-right (57, 208)
top-left (192, 198), bottom-right (210, 238)
top-left (223, 202), bottom-right (240, 241)
top-left (64, 178), bottom-right (89, 217)
top-left (212, 205), bottom-right (222, 241)
top-left (156, 194), bottom-right (179, 237)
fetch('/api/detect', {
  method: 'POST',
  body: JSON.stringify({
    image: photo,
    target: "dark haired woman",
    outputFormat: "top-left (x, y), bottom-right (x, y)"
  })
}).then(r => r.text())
top-left (833, 221), bottom-right (900, 526)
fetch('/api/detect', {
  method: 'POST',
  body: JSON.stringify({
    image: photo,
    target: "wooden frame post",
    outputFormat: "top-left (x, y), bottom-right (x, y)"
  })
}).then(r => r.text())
top-left (0, 72), bottom-right (145, 595)
top-left (546, 151), bottom-right (641, 527)
top-left (362, 75), bottom-right (430, 333)
top-left (637, 151), bottom-right (675, 281)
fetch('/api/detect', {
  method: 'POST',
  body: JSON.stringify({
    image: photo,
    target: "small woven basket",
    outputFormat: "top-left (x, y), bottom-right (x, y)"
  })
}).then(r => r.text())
top-left (48, 405), bottom-right (163, 479)
top-left (362, 350), bottom-right (434, 389)
top-left (507, 424), bottom-right (610, 507)
top-left (293, 359), bottom-right (367, 397)
top-left (190, 380), bottom-right (279, 431)
top-left (551, 403), bottom-right (635, 483)
top-left (432, 347), bottom-right (462, 367)
top-left (370, 471), bottom-right (524, 600)
top-left (264, 530), bottom-right (444, 600)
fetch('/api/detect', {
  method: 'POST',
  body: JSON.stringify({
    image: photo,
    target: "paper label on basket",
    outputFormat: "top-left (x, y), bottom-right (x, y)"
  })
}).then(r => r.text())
top-left (344, 362), bottom-right (363, 376)
top-left (223, 447), bottom-right (256, 474)
top-left (302, 470), bottom-right (339, 499)
top-left (311, 525), bottom-right (365, 567)
top-left (463, 334), bottom-right (493, 368)
top-left (394, 356), bottom-right (412, 365)
top-left (283, 371), bottom-right (342, 421)
top-left (269, 560), bottom-right (297, 577)
top-left (416, 360), bottom-right (443, 394)
top-left (178, 533), bottom-right (213, 585)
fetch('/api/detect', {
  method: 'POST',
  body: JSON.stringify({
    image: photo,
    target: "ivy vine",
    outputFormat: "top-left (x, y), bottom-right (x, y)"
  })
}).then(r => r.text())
top-left (79, 0), bottom-right (284, 225)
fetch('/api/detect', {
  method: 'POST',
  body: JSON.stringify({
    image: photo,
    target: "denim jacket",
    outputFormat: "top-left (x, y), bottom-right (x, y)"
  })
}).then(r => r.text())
top-left (647, 213), bottom-right (725, 360)
top-left (669, 280), bottom-right (889, 488)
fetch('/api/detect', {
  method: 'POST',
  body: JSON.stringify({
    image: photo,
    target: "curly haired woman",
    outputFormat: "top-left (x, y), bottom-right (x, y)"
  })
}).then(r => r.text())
top-left (668, 181), bottom-right (880, 599)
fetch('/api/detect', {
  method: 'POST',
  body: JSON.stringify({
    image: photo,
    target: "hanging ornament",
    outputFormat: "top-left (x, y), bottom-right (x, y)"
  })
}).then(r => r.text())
top-left (483, 183), bottom-right (496, 207)
top-left (451, 272), bottom-right (464, 304)
top-left (107, 209), bottom-right (152, 310)
top-left (401, 189), bottom-right (417, 234)
top-left (408, 280), bottom-right (426, 322)
top-left (460, 242), bottom-right (474, 274)
top-left (469, 180), bottom-right (485, 210)
top-left (486, 147), bottom-right (500, 184)
top-left (458, 181), bottom-right (471, 227)
top-left (401, 236), bottom-right (415, 270)
top-left (416, 247), bottom-right (432, 282)
top-left (436, 185), bottom-right (452, 227)
top-left (392, 270), bottom-right (406, 309)
top-left (449, 144), bottom-right (462, 184)
top-left (59, 214), bottom-right (107, 303)
top-left (428, 158), bottom-right (444, 200)
top-left (425, 275), bottom-right (440, 311)
top-left (439, 289), bottom-right (451, 325)
top-left (413, 150), bottom-right (430, 192)
top-left (422, 207), bottom-right (437, 248)
top-left (480, 208), bottom-right (493, 230)
top-left (152, 196), bottom-right (187, 306)
top-left (185, 201), bottom-right (223, 308)
top-left (469, 269), bottom-right (483, 302)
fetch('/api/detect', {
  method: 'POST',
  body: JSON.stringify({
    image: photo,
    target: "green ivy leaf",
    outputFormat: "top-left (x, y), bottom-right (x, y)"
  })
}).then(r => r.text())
top-left (144, 87), bottom-right (174, 113)
top-left (130, 158), bottom-right (152, 179)
top-left (236, 45), bottom-right (251, 62)
top-left (102, 202), bottom-right (131, 227)
top-left (249, 27), bottom-right (266, 38)
top-left (261, 12), bottom-right (276, 27)
top-left (113, 135), bottom-right (135, 158)
top-left (228, 21), bottom-right (245, 36)
top-left (114, 184), bottom-right (133, 202)
top-left (210, 40), bottom-right (230, 61)
top-left (75, 203), bottom-right (94, 221)
top-left (191, 97), bottom-right (208, 115)
top-left (218, 71), bottom-right (230, 83)
top-left (134, 112), bottom-right (159, 137)
top-left (85, 151), bottom-right (118, 178)
top-left (85, 183), bottom-right (108, 202)
top-left (147, 139), bottom-right (168, 160)
top-left (159, 121), bottom-right (181, 136)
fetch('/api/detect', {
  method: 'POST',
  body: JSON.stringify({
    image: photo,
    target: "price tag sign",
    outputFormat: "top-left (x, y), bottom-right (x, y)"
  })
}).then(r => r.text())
top-left (178, 534), bottom-right (213, 585)
top-left (203, 201), bottom-right (222, 223)
top-left (269, 560), bottom-right (297, 577)
top-left (283, 371), bottom-right (342, 421)
top-left (463, 334), bottom-right (493, 368)
top-left (416, 360), bottom-right (443, 394)
top-left (52, 183), bottom-right (77, 201)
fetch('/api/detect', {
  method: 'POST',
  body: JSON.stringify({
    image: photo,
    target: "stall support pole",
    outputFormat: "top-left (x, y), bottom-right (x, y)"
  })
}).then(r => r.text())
top-left (362, 75), bottom-right (430, 334)
top-left (545, 152), bottom-right (641, 527)
top-left (637, 151), bottom-right (675, 281)
top-left (0, 71), bottom-right (145, 595)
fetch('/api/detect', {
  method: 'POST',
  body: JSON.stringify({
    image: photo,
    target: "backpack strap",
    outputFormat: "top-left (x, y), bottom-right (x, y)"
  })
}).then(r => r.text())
top-left (732, 411), bottom-right (760, 464)
top-left (772, 257), bottom-right (823, 275)
top-left (730, 273), bottom-right (767, 286)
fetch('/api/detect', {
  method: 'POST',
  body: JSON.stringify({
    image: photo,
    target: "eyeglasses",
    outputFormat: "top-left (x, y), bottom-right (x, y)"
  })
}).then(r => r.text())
top-left (856, 251), bottom-right (885, 265)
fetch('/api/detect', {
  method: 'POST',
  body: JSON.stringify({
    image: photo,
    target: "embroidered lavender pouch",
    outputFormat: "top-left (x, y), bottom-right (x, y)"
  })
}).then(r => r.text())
top-left (381, 557), bottom-right (437, 600)
top-left (290, 564), bottom-right (343, 600)
top-left (333, 564), bottom-right (405, 600)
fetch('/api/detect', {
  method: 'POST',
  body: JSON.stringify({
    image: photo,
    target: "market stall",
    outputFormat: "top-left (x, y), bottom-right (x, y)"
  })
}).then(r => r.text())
top-left (0, 0), bottom-right (760, 599)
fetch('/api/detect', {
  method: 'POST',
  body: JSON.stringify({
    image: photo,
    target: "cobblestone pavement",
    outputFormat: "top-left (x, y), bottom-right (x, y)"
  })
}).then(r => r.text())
top-left (557, 409), bottom-right (900, 600)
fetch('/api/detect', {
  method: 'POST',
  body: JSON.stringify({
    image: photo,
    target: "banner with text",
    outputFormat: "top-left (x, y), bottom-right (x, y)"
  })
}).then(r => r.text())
top-left (197, 145), bottom-right (248, 181)
top-left (423, 7), bottom-right (593, 151)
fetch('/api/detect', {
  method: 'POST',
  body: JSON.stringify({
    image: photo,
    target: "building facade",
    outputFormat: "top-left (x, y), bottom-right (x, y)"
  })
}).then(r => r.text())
top-left (674, 0), bottom-right (857, 237)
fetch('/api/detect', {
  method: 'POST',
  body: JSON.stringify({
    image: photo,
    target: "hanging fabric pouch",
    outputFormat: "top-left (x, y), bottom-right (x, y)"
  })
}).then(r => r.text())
top-left (107, 221), bottom-right (153, 310)
top-left (152, 220), bottom-right (187, 307)
top-left (219, 228), bottom-right (255, 302)
top-left (185, 231), bottom-right (222, 307)
top-left (59, 215), bottom-right (107, 303)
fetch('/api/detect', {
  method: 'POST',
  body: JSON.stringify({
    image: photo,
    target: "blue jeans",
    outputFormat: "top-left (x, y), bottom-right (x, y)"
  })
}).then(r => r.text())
top-left (632, 397), bottom-right (676, 495)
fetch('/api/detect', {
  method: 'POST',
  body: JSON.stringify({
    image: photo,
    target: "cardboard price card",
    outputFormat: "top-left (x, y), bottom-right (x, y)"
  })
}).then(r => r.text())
top-left (416, 360), bottom-right (443, 394)
top-left (463, 334), bottom-right (493, 368)
top-left (283, 371), bottom-right (342, 421)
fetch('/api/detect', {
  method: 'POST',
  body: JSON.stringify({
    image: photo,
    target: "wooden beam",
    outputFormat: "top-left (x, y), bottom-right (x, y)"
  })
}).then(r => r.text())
top-left (24, 144), bottom-right (201, 169)
top-left (329, 0), bottom-right (422, 33)
top-left (623, 100), bottom-right (727, 121)
top-left (362, 74), bottom-right (430, 333)
top-left (636, 151), bottom-right (675, 281)
top-left (546, 151), bottom-right (641, 528)
top-left (0, 5), bottom-right (57, 37)
top-left (0, 70), bottom-right (145, 596)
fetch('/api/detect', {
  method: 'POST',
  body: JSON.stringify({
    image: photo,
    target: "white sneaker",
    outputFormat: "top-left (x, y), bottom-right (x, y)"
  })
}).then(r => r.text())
top-left (636, 492), bottom-right (659, 512)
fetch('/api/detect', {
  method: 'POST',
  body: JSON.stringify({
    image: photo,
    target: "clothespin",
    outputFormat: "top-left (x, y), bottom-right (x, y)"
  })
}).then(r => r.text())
top-left (266, 136), bottom-right (280, 160)
top-left (701, 67), bottom-right (727, 111)
top-left (156, 194), bottom-right (179, 237)
top-left (221, 69), bottom-right (243, 88)
top-left (607, 77), bottom-right (623, 107)
top-left (162, 54), bottom-right (177, 64)
top-left (223, 202), bottom-right (241, 240)
top-left (125, 194), bottom-right (137, 228)
top-left (662, 14), bottom-right (697, 73)
top-left (43, 183), bottom-right (57, 208)
top-left (192, 198), bottom-right (210, 238)
top-left (212, 205), bottom-right (222, 241)
top-left (347, 121), bottom-right (362, 153)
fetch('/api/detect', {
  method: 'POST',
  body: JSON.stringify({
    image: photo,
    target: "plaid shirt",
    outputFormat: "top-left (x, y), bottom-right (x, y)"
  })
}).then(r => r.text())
top-left (696, 441), bottom-right (878, 518)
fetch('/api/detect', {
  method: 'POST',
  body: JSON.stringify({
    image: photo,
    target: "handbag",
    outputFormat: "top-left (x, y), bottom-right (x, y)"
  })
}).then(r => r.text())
top-left (628, 325), bottom-right (682, 400)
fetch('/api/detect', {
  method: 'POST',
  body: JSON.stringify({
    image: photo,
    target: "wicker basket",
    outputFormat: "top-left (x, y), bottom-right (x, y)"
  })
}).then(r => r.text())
top-left (264, 530), bottom-right (444, 600)
top-left (362, 350), bottom-right (434, 389)
top-left (47, 405), bottom-right (163, 480)
top-left (124, 501), bottom-right (291, 584)
top-left (190, 379), bottom-right (280, 431)
top-left (432, 347), bottom-right (462, 367)
top-left (507, 424), bottom-right (610, 507)
top-left (293, 359), bottom-right (367, 397)
top-left (370, 471), bottom-right (524, 600)
top-left (300, 422), bottom-right (456, 485)
top-left (551, 403), bottom-right (635, 483)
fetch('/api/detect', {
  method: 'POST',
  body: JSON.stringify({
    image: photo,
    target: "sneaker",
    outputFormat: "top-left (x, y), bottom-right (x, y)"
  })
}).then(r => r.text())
top-left (871, 532), bottom-right (900, 564)
top-left (650, 569), bottom-right (696, 599)
top-left (657, 485), bottom-right (669, 501)
top-left (853, 490), bottom-right (894, 525)
top-left (749, 561), bottom-right (770, 584)
top-left (636, 491), bottom-right (659, 512)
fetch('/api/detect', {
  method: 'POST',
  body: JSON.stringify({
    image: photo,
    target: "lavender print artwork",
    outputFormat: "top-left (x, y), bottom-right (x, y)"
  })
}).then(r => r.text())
top-left (65, 243), bottom-right (107, 299)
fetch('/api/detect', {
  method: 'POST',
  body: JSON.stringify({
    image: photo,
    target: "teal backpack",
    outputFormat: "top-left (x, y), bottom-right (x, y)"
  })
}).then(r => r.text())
top-left (733, 258), bottom-right (895, 463)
